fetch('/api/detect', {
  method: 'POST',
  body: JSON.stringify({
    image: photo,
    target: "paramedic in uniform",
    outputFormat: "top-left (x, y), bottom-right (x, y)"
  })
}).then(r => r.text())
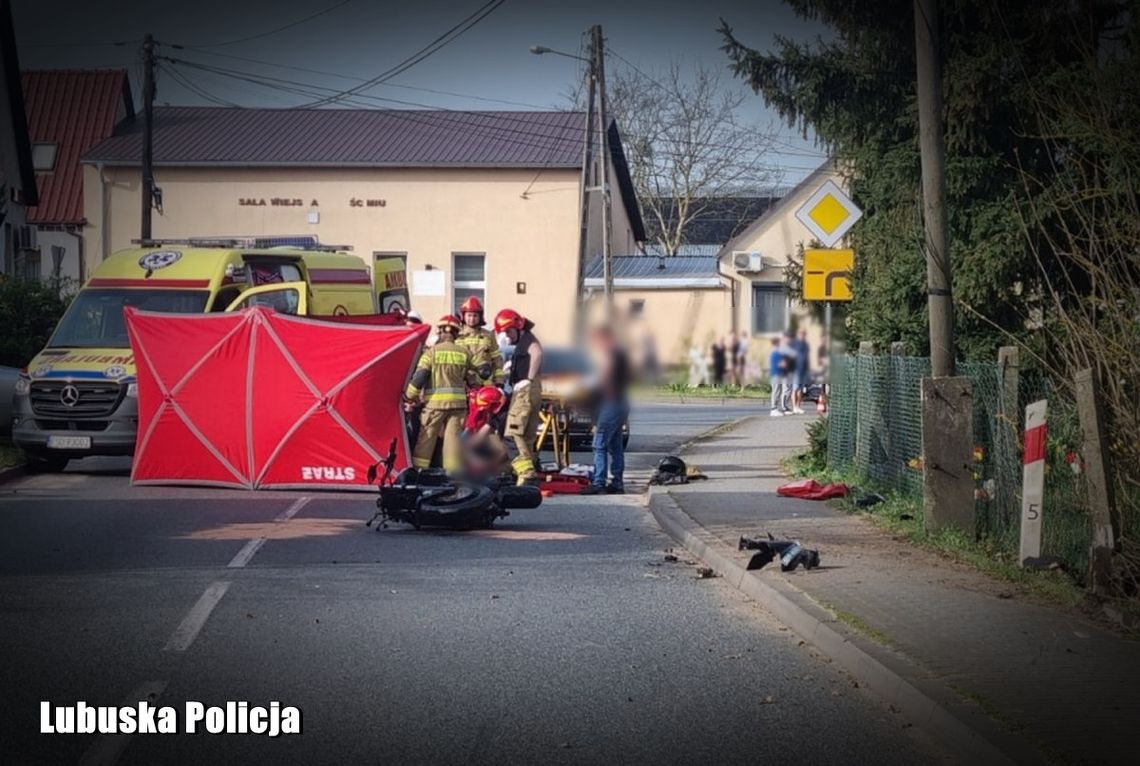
top-left (404, 315), bottom-right (488, 473)
top-left (494, 308), bottom-right (543, 486)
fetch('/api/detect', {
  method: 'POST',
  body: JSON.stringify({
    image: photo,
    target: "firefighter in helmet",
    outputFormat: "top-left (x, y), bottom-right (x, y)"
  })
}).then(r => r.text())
top-left (495, 308), bottom-right (543, 485)
top-left (404, 315), bottom-right (488, 473)
top-left (456, 296), bottom-right (505, 387)
top-left (464, 385), bottom-right (509, 474)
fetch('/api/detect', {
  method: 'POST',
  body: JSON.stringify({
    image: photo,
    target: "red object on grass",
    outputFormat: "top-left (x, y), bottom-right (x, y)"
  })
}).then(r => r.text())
top-left (776, 478), bottom-right (850, 500)
top-left (125, 307), bottom-right (428, 490)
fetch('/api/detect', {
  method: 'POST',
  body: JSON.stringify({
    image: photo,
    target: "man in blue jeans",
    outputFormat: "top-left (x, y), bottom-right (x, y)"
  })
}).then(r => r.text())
top-left (581, 327), bottom-right (630, 495)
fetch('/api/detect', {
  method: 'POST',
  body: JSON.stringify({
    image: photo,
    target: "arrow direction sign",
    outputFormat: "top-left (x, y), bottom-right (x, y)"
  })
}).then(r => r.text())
top-left (803, 248), bottom-right (854, 302)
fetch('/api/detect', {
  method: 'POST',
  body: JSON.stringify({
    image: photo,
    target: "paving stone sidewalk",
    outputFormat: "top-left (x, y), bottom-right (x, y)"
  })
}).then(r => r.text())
top-left (667, 414), bottom-right (1139, 765)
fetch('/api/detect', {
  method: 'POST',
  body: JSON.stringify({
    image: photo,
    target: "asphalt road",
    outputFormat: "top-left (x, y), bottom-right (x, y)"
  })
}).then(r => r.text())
top-left (0, 401), bottom-right (948, 765)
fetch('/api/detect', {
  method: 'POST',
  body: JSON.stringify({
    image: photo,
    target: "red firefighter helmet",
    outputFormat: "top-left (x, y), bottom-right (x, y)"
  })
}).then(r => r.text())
top-left (459, 296), bottom-right (484, 315)
top-left (493, 308), bottom-right (526, 334)
top-left (437, 314), bottom-right (461, 334)
top-left (473, 385), bottom-right (506, 414)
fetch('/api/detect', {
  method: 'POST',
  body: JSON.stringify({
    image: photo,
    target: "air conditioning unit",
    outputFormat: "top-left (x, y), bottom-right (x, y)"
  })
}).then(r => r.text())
top-left (732, 251), bottom-right (764, 273)
top-left (15, 225), bottom-right (37, 250)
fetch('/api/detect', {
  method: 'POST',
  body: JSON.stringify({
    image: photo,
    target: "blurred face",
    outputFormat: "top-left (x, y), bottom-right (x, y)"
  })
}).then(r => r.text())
top-left (590, 328), bottom-right (613, 349)
top-left (506, 327), bottom-right (520, 344)
top-left (464, 311), bottom-right (480, 327)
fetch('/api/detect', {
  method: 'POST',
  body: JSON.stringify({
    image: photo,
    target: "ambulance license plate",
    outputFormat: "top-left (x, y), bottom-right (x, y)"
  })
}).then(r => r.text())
top-left (47, 435), bottom-right (91, 450)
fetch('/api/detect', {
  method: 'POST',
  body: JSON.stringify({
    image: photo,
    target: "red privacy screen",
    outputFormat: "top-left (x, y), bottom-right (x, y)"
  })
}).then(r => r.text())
top-left (125, 307), bottom-right (427, 490)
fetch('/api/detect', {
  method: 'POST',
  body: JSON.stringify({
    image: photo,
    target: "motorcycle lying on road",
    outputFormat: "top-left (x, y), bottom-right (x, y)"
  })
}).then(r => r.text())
top-left (365, 439), bottom-right (542, 530)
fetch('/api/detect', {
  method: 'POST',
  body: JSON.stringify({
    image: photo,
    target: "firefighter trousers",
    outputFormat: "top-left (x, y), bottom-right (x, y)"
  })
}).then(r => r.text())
top-left (505, 380), bottom-right (542, 482)
top-left (412, 408), bottom-right (465, 472)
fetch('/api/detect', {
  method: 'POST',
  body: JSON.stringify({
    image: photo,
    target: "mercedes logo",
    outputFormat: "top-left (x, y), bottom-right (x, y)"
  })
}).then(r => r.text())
top-left (60, 385), bottom-right (80, 408)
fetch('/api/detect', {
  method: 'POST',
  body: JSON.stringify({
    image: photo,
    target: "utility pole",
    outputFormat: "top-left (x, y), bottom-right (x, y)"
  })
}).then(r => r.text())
top-left (573, 32), bottom-right (598, 341)
top-left (913, 0), bottom-right (954, 376)
top-left (140, 33), bottom-right (156, 243)
top-left (592, 24), bottom-right (615, 320)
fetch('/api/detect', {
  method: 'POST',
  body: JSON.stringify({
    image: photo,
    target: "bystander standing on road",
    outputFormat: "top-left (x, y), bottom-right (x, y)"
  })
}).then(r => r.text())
top-left (790, 329), bottom-right (810, 414)
top-left (769, 337), bottom-right (790, 416)
top-left (582, 326), bottom-right (630, 495)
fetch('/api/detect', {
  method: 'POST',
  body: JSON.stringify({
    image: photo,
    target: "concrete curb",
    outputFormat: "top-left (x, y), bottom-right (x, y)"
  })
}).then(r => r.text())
top-left (647, 487), bottom-right (1046, 766)
top-left (675, 415), bottom-right (755, 454)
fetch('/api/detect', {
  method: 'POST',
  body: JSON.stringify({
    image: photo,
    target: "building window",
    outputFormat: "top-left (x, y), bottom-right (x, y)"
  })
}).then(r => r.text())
top-left (629, 299), bottom-right (645, 317)
top-left (453, 252), bottom-right (485, 311)
top-left (752, 284), bottom-right (787, 334)
top-left (19, 249), bottom-right (41, 281)
top-left (32, 143), bottom-right (59, 172)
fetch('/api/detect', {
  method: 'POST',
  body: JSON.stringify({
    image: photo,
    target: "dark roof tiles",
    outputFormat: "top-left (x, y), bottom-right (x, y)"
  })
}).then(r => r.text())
top-left (584, 255), bottom-right (720, 280)
top-left (83, 106), bottom-right (587, 168)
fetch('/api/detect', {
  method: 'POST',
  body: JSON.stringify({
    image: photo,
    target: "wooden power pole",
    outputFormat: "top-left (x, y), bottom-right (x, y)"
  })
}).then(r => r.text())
top-left (592, 24), bottom-right (614, 319)
top-left (913, 0), bottom-right (954, 376)
top-left (573, 31), bottom-right (598, 341)
top-left (140, 33), bottom-right (156, 243)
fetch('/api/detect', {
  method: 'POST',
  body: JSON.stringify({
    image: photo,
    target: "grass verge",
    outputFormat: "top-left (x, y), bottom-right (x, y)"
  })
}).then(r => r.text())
top-left (0, 444), bottom-right (24, 470)
top-left (634, 382), bottom-right (772, 401)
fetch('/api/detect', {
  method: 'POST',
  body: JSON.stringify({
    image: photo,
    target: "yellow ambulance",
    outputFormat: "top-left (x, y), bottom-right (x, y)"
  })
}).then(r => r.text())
top-left (12, 237), bottom-right (409, 472)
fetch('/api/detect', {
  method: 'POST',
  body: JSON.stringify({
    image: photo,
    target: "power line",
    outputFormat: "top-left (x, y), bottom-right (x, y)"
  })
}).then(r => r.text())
top-left (165, 44), bottom-right (551, 109)
top-left (157, 61), bottom-right (240, 107)
top-left (159, 55), bottom-right (825, 177)
top-left (165, 54), bottom-right (823, 169)
top-left (187, 0), bottom-right (357, 48)
top-left (297, 0), bottom-right (504, 108)
top-left (18, 38), bottom-right (136, 49)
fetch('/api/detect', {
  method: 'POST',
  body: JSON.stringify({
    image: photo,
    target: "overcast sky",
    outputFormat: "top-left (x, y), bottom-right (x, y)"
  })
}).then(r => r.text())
top-left (13, 0), bottom-right (829, 183)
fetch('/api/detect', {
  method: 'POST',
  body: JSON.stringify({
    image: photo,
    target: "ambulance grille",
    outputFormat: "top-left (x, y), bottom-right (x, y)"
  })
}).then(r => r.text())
top-left (30, 380), bottom-right (124, 418)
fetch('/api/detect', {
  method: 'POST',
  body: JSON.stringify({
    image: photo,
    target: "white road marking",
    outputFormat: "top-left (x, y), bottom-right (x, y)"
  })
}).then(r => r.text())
top-left (226, 536), bottom-right (268, 568)
top-left (225, 496), bottom-right (311, 568)
top-left (163, 581), bottom-right (230, 652)
top-left (274, 496), bottom-right (312, 523)
top-left (77, 680), bottom-right (167, 766)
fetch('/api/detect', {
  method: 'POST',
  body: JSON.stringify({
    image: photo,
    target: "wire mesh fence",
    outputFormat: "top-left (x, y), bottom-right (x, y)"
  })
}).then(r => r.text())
top-left (828, 352), bottom-right (1094, 578)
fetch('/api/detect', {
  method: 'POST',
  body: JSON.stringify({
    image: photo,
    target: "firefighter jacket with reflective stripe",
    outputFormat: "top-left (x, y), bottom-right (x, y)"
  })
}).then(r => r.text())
top-left (405, 340), bottom-right (476, 410)
top-left (457, 326), bottom-right (505, 385)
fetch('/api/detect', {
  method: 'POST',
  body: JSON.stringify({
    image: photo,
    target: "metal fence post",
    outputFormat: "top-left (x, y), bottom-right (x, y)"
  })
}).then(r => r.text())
top-left (855, 342), bottom-right (878, 475)
top-left (994, 346), bottom-right (1020, 532)
top-left (1075, 368), bottom-right (1119, 592)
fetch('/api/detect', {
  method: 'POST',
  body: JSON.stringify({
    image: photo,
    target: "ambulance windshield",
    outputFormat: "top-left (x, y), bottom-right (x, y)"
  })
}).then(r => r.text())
top-left (48, 289), bottom-right (210, 348)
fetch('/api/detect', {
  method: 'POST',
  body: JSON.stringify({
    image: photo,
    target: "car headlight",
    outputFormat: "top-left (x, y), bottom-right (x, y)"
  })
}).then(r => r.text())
top-left (125, 382), bottom-right (138, 398)
top-left (14, 377), bottom-right (30, 396)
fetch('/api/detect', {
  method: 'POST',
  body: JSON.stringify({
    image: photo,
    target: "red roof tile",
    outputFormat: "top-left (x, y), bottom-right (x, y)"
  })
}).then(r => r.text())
top-left (22, 69), bottom-right (132, 224)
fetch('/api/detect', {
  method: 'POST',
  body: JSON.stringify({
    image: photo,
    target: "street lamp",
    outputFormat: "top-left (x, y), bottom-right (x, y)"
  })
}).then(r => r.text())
top-left (531, 32), bottom-right (614, 331)
top-left (529, 44), bottom-right (588, 62)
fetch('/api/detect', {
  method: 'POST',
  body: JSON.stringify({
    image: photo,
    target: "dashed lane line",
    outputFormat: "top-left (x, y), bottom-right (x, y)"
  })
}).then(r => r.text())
top-left (163, 581), bottom-right (231, 653)
top-left (77, 680), bottom-right (167, 766)
top-left (225, 496), bottom-right (311, 569)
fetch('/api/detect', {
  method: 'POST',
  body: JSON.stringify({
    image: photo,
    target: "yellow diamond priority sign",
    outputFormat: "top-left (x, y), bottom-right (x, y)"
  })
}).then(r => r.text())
top-left (803, 249), bottom-right (854, 302)
top-left (795, 180), bottom-right (862, 248)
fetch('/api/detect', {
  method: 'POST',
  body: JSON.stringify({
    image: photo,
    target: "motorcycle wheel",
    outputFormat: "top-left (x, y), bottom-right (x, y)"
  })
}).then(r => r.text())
top-left (418, 483), bottom-right (494, 516)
